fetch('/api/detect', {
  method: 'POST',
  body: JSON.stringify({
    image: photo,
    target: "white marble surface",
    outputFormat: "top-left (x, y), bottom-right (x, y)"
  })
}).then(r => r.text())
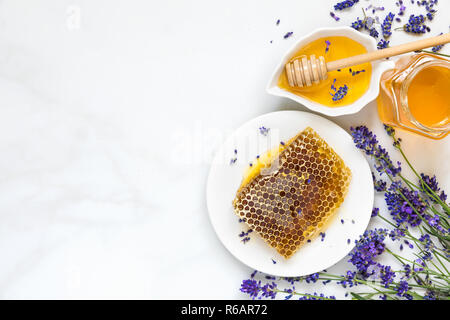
top-left (0, 0), bottom-right (448, 299)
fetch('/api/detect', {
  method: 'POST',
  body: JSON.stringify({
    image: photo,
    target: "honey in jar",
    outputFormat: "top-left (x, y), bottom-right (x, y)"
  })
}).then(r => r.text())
top-left (377, 53), bottom-right (450, 139)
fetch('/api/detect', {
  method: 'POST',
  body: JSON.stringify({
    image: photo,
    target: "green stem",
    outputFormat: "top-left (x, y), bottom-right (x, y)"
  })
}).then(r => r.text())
top-left (386, 248), bottom-right (450, 280)
top-left (272, 289), bottom-right (335, 300)
top-left (420, 50), bottom-right (450, 58)
top-left (433, 250), bottom-right (450, 275)
top-left (395, 146), bottom-right (450, 213)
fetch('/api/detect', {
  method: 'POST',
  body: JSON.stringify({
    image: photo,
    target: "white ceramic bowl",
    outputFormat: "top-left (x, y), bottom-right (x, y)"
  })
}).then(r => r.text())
top-left (266, 26), bottom-right (395, 117)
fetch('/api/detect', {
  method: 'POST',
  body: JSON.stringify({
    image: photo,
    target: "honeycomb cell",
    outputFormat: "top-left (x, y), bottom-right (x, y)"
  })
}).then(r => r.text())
top-left (232, 127), bottom-right (352, 259)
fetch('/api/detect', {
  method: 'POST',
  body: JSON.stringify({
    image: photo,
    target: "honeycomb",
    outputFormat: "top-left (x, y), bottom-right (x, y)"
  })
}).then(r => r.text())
top-left (232, 127), bottom-right (351, 259)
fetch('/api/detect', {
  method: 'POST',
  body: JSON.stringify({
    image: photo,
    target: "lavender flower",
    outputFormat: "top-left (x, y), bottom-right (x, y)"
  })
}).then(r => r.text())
top-left (351, 69), bottom-right (365, 76)
top-left (397, 1), bottom-right (406, 16)
top-left (420, 173), bottom-right (448, 202)
top-left (261, 282), bottom-right (277, 299)
top-left (283, 32), bottom-right (293, 39)
top-left (372, 172), bottom-right (387, 191)
top-left (382, 12), bottom-right (395, 38)
top-left (377, 39), bottom-right (390, 49)
top-left (331, 84), bottom-right (349, 101)
top-left (350, 126), bottom-right (402, 177)
top-left (283, 276), bottom-right (301, 285)
top-left (389, 227), bottom-right (406, 241)
top-left (367, 5), bottom-right (385, 14)
top-left (259, 126), bottom-right (270, 136)
top-left (330, 78), bottom-right (337, 91)
top-left (402, 264), bottom-right (412, 280)
top-left (421, 251), bottom-right (432, 261)
top-left (414, 258), bottom-right (426, 272)
top-left (334, 0), bottom-right (359, 11)
top-left (395, 280), bottom-right (413, 299)
top-left (348, 228), bottom-right (387, 277)
top-left (239, 229), bottom-right (253, 242)
top-left (337, 270), bottom-right (358, 288)
top-left (369, 27), bottom-right (379, 38)
top-left (424, 290), bottom-right (437, 300)
top-left (351, 126), bottom-right (377, 155)
top-left (379, 264), bottom-right (396, 288)
top-left (241, 237), bottom-right (251, 244)
top-left (330, 12), bottom-right (341, 21)
top-left (304, 272), bottom-right (320, 283)
top-left (298, 293), bottom-right (336, 300)
top-left (403, 23), bottom-right (428, 33)
top-left (351, 18), bottom-right (364, 30)
top-left (424, 213), bottom-right (447, 234)
top-left (408, 14), bottom-right (425, 25)
top-left (384, 124), bottom-right (396, 137)
top-left (363, 16), bottom-right (375, 30)
top-left (432, 43), bottom-right (444, 52)
top-left (325, 40), bottom-right (331, 53)
top-left (404, 239), bottom-right (414, 249)
top-left (371, 207), bottom-right (379, 217)
top-left (240, 279), bottom-right (261, 299)
top-left (284, 288), bottom-right (294, 300)
top-left (385, 186), bottom-right (427, 227)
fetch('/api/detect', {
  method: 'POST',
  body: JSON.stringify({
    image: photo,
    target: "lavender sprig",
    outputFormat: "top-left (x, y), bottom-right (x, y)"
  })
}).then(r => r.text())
top-left (334, 0), bottom-right (359, 11)
top-left (381, 12), bottom-right (395, 38)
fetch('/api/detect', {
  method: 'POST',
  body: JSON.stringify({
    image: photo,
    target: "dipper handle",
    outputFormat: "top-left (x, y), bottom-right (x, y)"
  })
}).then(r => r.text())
top-left (285, 33), bottom-right (450, 88)
top-left (326, 32), bottom-right (450, 71)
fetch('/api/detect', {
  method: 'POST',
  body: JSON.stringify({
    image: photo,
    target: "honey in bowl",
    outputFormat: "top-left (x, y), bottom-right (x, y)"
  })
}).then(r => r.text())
top-left (278, 36), bottom-right (372, 107)
top-left (377, 53), bottom-right (450, 139)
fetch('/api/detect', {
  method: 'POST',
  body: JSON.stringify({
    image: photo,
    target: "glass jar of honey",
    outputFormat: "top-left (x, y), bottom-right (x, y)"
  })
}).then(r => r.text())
top-left (377, 52), bottom-right (450, 139)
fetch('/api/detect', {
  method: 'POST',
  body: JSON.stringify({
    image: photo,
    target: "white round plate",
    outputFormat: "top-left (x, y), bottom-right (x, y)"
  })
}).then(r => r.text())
top-left (206, 110), bottom-right (373, 277)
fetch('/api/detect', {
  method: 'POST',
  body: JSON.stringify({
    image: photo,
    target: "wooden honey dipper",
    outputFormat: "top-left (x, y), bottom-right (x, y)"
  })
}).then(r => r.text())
top-left (285, 32), bottom-right (450, 87)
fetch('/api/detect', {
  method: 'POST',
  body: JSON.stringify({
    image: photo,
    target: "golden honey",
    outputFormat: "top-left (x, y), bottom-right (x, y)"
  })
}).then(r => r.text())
top-left (377, 53), bottom-right (450, 139)
top-left (232, 127), bottom-right (351, 259)
top-left (278, 36), bottom-right (372, 107)
top-left (408, 66), bottom-right (450, 128)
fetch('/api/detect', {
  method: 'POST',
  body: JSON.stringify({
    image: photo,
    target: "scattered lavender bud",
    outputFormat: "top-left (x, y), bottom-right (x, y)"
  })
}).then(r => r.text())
top-left (259, 126), bottom-right (270, 136)
top-left (325, 40), bottom-right (331, 53)
top-left (284, 31), bottom-right (293, 39)
top-left (331, 84), bottom-right (349, 101)
top-left (330, 12), bottom-right (341, 21)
